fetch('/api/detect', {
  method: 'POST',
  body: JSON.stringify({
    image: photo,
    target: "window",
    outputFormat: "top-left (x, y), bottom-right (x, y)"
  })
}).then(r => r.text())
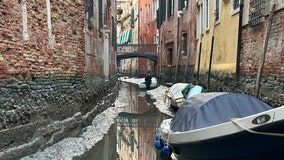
top-left (196, 12), bottom-right (199, 39)
top-left (130, 7), bottom-right (134, 27)
top-left (158, 0), bottom-right (166, 28)
top-left (87, 0), bottom-right (94, 29)
top-left (147, 24), bottom-right (150, 32)
top-left (205, 0), bottom-right (209, 30)
top-left (248, 0), bottom-right (267, 27)
top-left (198, 0), bottom-right (209, 33)
top-left (231, 0), bottom-right (240, 15)
top-left (152, 0), bottom-right (157, 20)
top-left (168, 0), bottom-right (174, 18)
top-left (98, 0), bottom-right (103, 36)
top-left (167, 48), bottom-right (173, 66)
top-left (214, 0), bottom-right (221, 23)
top-left (179, 0), bottom-right (187, 10)
top-left (154, 33), bottom-right (158, 44)
top-left (199, 2), bottom-right (204, 33)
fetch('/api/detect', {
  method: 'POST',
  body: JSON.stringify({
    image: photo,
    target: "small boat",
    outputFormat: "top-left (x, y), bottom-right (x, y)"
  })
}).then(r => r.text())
top-left (164, 83), bottom-right (203, 110)
top-left (155, 92), bottom-right (284, 160)
top-left (138, 77), bottom-right (158, 89)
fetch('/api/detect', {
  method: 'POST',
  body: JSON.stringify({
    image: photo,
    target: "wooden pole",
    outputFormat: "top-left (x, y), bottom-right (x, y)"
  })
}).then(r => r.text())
top-left (175, 45), bottom-right (181, 82)
top-left (196, 42), bottom-right (202, 84)
top-left (207, 35), bottom-right (214, 90)
top-left (255, 4), bottom-right (276, 98)
top-left (184, 46), bottom-right (190, 82)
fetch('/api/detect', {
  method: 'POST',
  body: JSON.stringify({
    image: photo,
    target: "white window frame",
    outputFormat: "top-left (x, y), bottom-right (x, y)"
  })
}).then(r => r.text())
top-left (199, 2), bottom-right (204, 34)
top-left (170, 0), bottom-right (174, 17)
top-left (204, 0), bottom-right (209, 31)
top-left (231, 0), bottom-right (240, 15)
top-left (196, 11), bottom-right (199, 39)
top-left (152, 0), bottom-right (157, 20)
top-left (214, 0), bottom-right (221, 24)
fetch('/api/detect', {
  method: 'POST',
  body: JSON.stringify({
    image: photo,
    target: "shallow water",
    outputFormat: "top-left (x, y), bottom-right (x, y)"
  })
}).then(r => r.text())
top-left (78, 82), bottom-right (174, 160)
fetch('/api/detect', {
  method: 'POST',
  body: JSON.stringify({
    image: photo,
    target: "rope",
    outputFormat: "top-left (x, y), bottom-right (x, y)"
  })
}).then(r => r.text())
top-left (230, 119), bottom-right (284, 137)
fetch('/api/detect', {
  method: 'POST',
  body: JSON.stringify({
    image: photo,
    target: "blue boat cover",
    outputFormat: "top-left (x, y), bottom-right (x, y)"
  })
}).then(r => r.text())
top-left (170, 92), bottom-right (273, 132)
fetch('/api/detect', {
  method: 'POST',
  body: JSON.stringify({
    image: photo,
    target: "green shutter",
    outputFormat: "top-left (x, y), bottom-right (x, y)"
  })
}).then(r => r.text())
top-left (130, 9), bottom-right (134, 27)
top-left (159, 0), bottom-right (166, 25)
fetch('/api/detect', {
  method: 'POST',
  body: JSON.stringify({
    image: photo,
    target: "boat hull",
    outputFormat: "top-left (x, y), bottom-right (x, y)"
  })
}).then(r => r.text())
top-left (159, 106), bottom-right (284, 160)
top-left (171, 121), bottom-right (284, 160)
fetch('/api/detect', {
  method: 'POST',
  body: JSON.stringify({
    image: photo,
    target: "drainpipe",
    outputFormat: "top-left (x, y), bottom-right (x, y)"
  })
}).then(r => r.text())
top-left (104, 28), bottom-right (111, 80)
top-left (207, 32), bottom-right (214, 91)
top-left (175, 11), bottom-right (183, 82)
top-left (236, 0), bottom-right (244, 84)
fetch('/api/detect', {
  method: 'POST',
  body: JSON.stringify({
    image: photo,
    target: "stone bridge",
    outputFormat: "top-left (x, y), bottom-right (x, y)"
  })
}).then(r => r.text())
top-left (116, 44), bottom-right (158, 62)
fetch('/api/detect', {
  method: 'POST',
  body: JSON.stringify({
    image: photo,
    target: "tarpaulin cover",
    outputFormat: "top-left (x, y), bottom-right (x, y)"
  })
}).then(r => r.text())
top-left (170, 92), bottom-right (273, 132)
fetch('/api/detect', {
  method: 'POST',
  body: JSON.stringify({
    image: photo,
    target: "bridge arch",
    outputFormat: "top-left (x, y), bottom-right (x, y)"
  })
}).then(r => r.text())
top-left (116, 44), bottom-right (158, 62)
top-left (116, 52), bottom-right (158, 62)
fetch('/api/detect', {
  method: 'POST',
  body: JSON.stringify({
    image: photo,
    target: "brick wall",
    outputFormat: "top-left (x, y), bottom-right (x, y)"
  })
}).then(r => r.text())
top-left (158, 0), bottom-right (196, 82)
top-left (240, 9), bottom-right (284, 78)
top-left (0, 0), bottom-right (86, 80)
top-left (0, 1), bottom-right (118, 159)
top-left (138, 0), bottom-right (157, 73)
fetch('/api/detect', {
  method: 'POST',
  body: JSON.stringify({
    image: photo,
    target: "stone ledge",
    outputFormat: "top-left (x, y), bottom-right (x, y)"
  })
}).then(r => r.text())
top-left (0, 86), bottom-right (119, 160)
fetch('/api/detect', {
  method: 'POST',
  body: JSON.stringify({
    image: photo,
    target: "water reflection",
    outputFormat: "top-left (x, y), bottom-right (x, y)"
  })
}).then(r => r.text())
top-left (116, 82), bottom-right (172, 160)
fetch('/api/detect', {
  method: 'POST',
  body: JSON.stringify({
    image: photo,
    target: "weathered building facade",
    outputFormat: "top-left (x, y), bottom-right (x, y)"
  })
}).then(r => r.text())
top-left (0, 0), bottom-right (117, 159)
top-left (117, 0), bottom-right (134, 73)
top-left (240, 0), bottom-right (284, 78)
top-left (157, 0), bottom-right (283, 107)
top-left (138, 0), bottom-right (159, 74)
top-left (196, 0), bottom-right (240, 75)
top-left (158, 0), bottom-right (196, 82)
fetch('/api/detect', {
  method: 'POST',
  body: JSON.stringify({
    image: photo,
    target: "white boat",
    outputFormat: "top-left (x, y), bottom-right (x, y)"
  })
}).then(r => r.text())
top-left (164, 83), bottom-right (203, 109)
top-left (155, 92), bottom-right (284, 160)
top-left (138, 77), bottom-right (157, 89)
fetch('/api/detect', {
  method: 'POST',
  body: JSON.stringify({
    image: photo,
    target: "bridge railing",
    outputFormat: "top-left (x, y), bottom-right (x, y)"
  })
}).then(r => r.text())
top-left (117, 44), bottom-right (158, 54)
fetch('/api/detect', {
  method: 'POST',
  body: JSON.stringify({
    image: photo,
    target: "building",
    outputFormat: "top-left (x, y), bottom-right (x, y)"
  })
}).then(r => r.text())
top-left (0, 0), bottom-right (117, 159)
top-left (240, 0), bottom-right (284, 78)
top-left (138, 0), bottom-right (159, 74)
top-left (158, 0), bottom-right (197, 82)
top-left (117, 0), bottom-right (140, 76)
top-left (195, 0), bottom-right (240, 78)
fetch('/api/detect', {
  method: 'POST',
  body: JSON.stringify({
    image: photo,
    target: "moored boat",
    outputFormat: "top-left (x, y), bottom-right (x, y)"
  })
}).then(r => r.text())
top-left (155, 92), bottom-right (284, 160)
top-left (164, 83), bottom-right (203, 110)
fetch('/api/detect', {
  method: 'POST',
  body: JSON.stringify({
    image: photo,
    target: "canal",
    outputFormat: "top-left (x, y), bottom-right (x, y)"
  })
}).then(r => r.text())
top-left (75, 82), bottom-right (174, 160)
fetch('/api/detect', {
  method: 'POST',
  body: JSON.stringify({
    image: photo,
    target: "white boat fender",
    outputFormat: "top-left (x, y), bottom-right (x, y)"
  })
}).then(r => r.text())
top-left (155, 134), bottom-right (164, 150)
top-left (160, 145), bottom-right (172, 160)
